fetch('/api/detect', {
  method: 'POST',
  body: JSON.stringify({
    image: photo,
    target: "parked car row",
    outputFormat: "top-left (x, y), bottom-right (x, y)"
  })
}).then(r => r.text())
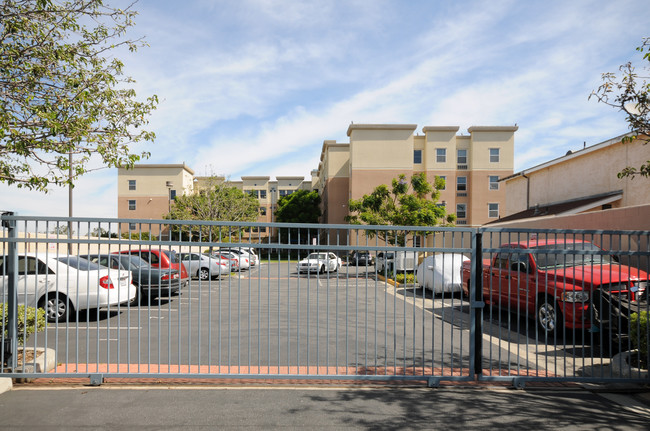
top-left (0, 253), bottom-right (137, 323)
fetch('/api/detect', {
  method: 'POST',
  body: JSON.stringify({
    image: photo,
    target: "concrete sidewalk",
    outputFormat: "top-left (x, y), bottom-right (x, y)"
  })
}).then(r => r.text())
top-left (1, 383), bottom-right (650, 430)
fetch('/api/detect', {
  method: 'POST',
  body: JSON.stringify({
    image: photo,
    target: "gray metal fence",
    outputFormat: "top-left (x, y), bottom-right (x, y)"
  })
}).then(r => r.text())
top-left (1, 214), bottom-right (649, 387)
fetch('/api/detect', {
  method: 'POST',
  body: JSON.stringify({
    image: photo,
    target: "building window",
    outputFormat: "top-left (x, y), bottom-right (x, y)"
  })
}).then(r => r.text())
top-left (413, 149), bottom-right (422, 164)
top-left (129, 223), bottom-right (137, 230)
top-left (279, 189), bottom-right (294, 197)
top-left (457, 149), bottom-right (467, 164)
top-left (128, 180), bottom-right (136, 191)
top-left (128, 200), bottom-right (136, 211)
top-left (456, 176), bottom-right (467, 191)
top-left (170, 190), bottom-right (176, 200)
top-left (436, 148), bottom-right (446, 163)
top-left (436, 202), bottom-right (446, 209)
top-left (260, 227), bottom-right (267, 233)
top-left (456, 204), bottom-right (466, 219)
top-left (490, 148), bottom-right (500, 163)
top-left (248, 190), bottom-right (259, 198)
top-left (489, 176), bottom-right (499, 190)
top-left (488, 203), bottom-right (499, 218)
top-left (260, 207), bottom-right (267, 216)
top-left (259, 190), bottom-right (266, 199)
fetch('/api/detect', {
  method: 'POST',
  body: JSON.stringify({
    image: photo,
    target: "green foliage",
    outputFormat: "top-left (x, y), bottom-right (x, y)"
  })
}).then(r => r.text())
top-left (393, 272), bottom-right (417, 284)
top-left (121, 231), bottom-right (158, 241)
top-left (275, 190), bottom-right (321, 223)
top-left (591, 37), bottom-right (650, 179)
top-left (50, 225), bottom-right (74, 235)
top-left (0, 0), bottom-right (158, 191)
top-left (1, 304), bottom-right (47, 346)
top-left (166, 177), bottom-right (259, 241)
top-left (631, 311), bottom-right (649, 368)
top-left (275, 190), bottom-right (321, 243)
top-left (346, 173), bottom-right (455, 245)
top-left (91, 227), bottom-right (116, 237)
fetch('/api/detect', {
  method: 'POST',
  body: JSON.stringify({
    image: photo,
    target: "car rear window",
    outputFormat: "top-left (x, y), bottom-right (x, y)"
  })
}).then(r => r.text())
top-left (56, 256), bottom-right (103, 271)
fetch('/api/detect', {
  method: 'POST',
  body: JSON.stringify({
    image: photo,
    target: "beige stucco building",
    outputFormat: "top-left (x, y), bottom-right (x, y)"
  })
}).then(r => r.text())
top-left (496, 133), bottom-right (650, 228)
top-left (315, 124), bottom-right (517, 227)
top-left (117, 163), bottom-right (196, 235)
top-left (116, 123), bottom-right (517, 241)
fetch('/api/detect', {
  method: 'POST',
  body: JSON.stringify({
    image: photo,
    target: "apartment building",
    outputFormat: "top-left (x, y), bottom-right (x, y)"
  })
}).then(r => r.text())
top-left (117, 123), bottom-right (516, 240)
top-left (118, 167), bottom-right (311, 240)
top-left (117, 163), bottom-right (195, 235)
top-left (315, 124), bottom-right (517, 227)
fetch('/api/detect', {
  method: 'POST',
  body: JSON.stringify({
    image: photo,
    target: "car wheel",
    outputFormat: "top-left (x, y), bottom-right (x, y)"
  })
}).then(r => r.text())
top-left (537, 295), bottom-right (563, 338)
top-left (40, 293), bottom-right (73, 323)
top-left (199, 267), bottom-right (210, 281)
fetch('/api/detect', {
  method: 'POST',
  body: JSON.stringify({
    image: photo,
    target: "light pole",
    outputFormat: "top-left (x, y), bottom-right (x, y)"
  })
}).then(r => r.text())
top-left (165, 180), bottom-right (174, 213)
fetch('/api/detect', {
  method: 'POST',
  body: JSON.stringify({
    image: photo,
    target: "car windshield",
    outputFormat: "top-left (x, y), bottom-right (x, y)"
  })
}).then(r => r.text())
top-left (56, 256), bottom-right (103, 271)
top-left (532, 243), bottom-right (618, 270)
top-left (307, 253), bottom-right (328, 260)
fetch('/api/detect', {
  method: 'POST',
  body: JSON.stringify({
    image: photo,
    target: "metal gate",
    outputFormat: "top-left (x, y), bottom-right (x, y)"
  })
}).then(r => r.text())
top-left (1, 214), bottom-right (649, 387)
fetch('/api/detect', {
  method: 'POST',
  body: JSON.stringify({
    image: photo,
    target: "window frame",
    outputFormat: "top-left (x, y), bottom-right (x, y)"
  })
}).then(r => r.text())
top-left (436, 148), bottom-right (446, 163)
top-left (413, 149), bottom-right (422, 164)
top-left (128, 199), bottom-right (136, 211)
top-left (456, 203), bottom-right (467, 219)
top-left (489, 148), bottom-right (500, 163)
top-left (489, 175), bottom-right (499, 190)
top-left (128, 179), bottom-right (136, 191)
top-left (456, 176), bottom-right (467, 191)
top-left (488, 203), bottom-right (499, 218)
top-left (457, 149), bottom-right (467, 164)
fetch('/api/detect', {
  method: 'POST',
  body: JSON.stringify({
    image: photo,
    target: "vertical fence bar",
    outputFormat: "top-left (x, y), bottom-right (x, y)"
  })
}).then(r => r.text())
top-left (2, 212), bottom-right (18, 370)
top-left (472, 230), bottom-right (482, 378)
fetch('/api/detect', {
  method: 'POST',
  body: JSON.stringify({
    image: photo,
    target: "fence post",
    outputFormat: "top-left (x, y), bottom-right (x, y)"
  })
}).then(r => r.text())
top-left (472, 230), bottom-right (483, 378)
top-left (1, 212), bottom-right (18, 369)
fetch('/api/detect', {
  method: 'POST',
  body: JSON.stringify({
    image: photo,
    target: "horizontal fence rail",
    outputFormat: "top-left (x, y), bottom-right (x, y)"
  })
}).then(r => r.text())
top-left (1, 215), bottom-right (649, 387)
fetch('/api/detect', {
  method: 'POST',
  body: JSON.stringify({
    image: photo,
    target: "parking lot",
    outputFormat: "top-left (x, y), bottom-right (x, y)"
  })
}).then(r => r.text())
top-left (17, 259), bottom-right (616, 381)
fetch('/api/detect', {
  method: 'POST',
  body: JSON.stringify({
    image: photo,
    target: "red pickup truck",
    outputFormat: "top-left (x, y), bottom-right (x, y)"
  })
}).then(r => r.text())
top-left (462, 239), bottom-right (648, 337)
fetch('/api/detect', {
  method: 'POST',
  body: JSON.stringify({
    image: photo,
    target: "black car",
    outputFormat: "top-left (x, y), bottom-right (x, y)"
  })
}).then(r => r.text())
top-left (348, 251), bottom-right (374, 266)
top-left (88, 254), bottom-right (182, 302)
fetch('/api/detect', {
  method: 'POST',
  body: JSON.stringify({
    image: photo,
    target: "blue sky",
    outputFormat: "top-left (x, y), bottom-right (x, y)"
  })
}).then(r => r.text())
top-left (2, 0), bottom-right (648, 218)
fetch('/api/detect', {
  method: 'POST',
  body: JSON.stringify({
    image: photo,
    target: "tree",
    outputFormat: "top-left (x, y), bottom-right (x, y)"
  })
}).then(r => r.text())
top-left (346, 173), bottom-right (455, 245)
top-left (50, 224), bottom-right (73, 235)
top-left (274, 189), bottom-right (321, 244)
top-left (591, 37), bottom-right (650, 179)
top-left (1, 0), bottom-right (158, 191)
top-left (165, 177), bottom-right (260, 241)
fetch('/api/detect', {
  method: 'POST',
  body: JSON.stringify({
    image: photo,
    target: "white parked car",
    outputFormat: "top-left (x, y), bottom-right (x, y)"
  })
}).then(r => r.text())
top-left (297, 252), bottom-right (341, 274)
top-left (221, 248), bottom-right (257, 267)
top-left (416, 253), bottom-right (469, 294)
top-left (0, 254), bottom-right (136, 322)
top-left (179, 253), bottom-right (228, 280)
top-left (221, 251), bottom-right (250, 270)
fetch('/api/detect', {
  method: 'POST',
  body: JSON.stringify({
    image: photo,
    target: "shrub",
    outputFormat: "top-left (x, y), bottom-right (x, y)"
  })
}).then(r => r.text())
top-left (1, 304), bottom-right (46, 346)
top-left (393, 272), bottom-right (417, 285)
top-left (631, 311), bottom-right (649, 367)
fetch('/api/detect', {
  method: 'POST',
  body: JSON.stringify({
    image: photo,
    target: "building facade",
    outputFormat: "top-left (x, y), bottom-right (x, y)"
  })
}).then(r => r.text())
top-left (117, 163), bottom-right (195, 235)
top-left (315, 124), bottom-right (517, 227)
top-left (496, 133), bottom-right (650, 224)
top-left (116, 123), bottom-right (517, 241)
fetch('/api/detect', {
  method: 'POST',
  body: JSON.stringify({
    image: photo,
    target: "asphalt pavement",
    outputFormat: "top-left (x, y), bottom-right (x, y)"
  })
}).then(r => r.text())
top-left (1, 383), bottom-right (650, 430)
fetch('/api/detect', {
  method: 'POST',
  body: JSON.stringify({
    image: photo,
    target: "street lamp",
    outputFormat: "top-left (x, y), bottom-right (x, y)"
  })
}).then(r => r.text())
top-left (165, 181), bottom-right (174, 213)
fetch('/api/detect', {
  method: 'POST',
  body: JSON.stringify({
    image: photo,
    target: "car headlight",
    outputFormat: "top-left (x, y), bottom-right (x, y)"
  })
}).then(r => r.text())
top-left (561, 291), bottom-right (590, 303)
